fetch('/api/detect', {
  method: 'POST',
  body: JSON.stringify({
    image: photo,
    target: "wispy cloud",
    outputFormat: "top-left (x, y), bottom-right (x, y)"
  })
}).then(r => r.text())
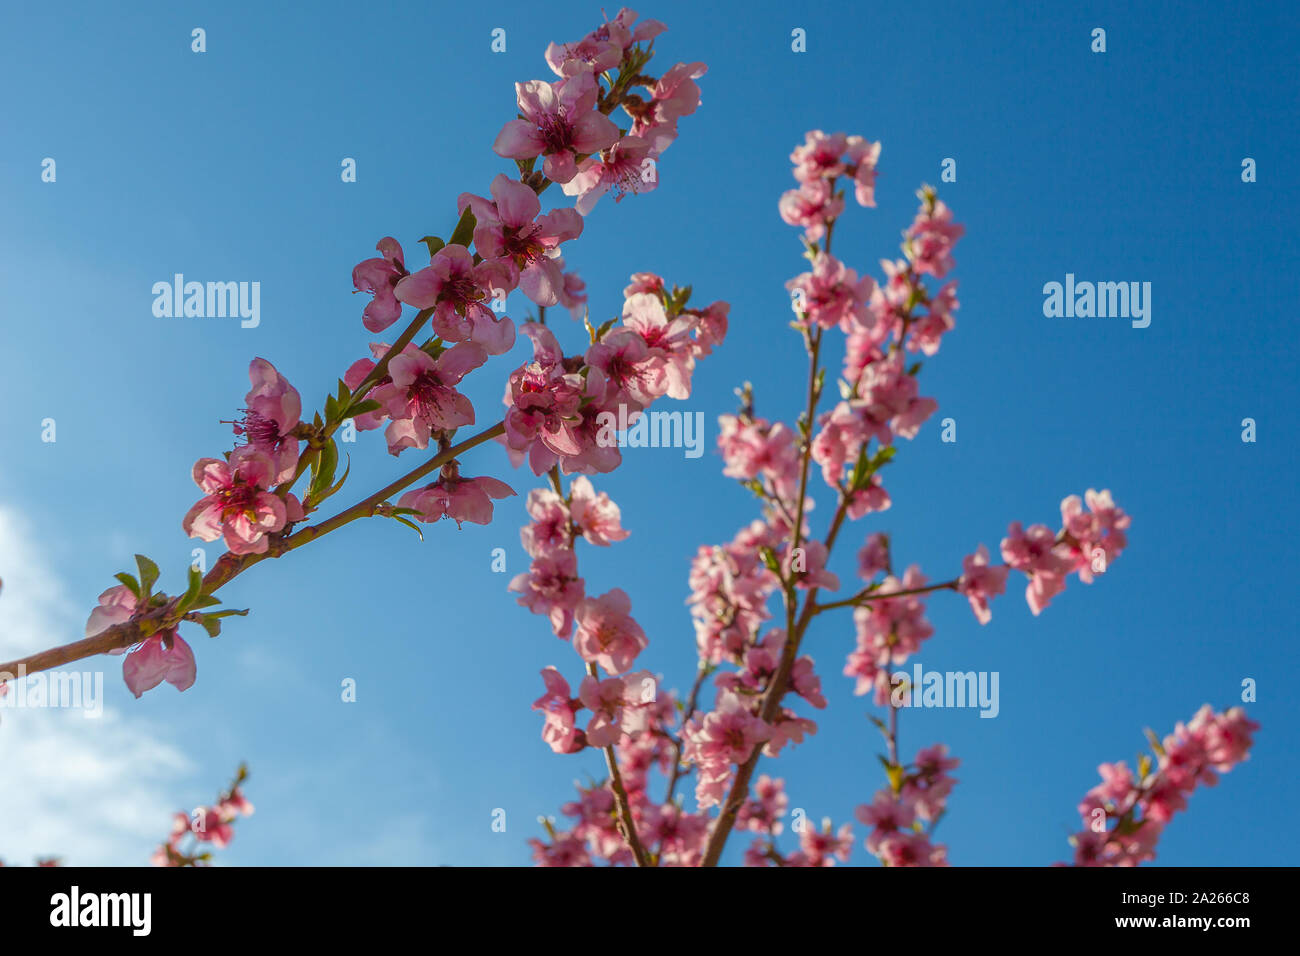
top-left (0, 507), bottom-right (192, 866)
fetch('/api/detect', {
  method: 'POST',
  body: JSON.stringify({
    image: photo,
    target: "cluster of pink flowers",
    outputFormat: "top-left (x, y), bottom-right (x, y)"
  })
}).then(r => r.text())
top-left (523, 126), bottom-right (1232, 870)
top-left (44, 9), bottom-right (1258, 870)
top-left (152, 771), bottom-right (254, 867)
top-left (74, 8), bottom-right (710, 703)
top-left (855, 745), bottom-right (958, 866)
top-left (1065, 706), bottom-right (1258, 866)
top-left (185, 360), bottom-right (306, 555)
top-left (1002, 488), bottom-right (1131, 615)
top-left (496, 8), bottom-right (705, 216)
top-left (501, 285), bottom-right (726, 478)
top-left (530, 681), bottom-right (718, 867)
top-left (779, 130), bottom-right (880, 241)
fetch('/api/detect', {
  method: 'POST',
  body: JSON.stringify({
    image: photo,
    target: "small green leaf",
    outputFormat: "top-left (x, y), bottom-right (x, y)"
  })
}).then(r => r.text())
top-left (315, 454), bottom-right (352, 507)
top-left (134, 555), bottom-right (160, 596)
top-left (391, 515), bottom-right (424, 541)
top-left (448, 207), bottom-right (477, 249)
top-left (420, 236), bottom-right (446, 258)
top-left (343, 399), bottom-right (380, 418)
top-left (114, 572), bottom-right (142, 598)
top-left (200, 617), bottom-right (222, 638)
top-left (1144, 728), bottom-right (1166, 759)
top-left (177, 566), bottom-right (204, 613)
top-left (594, 317), bottom-right (618, 342)
top-left (308, 440), bottom-right (339, 501)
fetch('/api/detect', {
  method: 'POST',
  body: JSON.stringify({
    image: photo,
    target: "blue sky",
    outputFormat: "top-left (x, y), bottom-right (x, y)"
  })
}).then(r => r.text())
top-left (0, 0), bottom-right (1295, 866)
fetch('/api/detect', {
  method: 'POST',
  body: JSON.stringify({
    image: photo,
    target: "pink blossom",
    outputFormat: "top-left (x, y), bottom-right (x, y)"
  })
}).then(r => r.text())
top-left (578, 670), bottom-right (654, 747)
top-left (786, 254), bottom-right (874, 332)
top-left (650, 62), bottom-right (707, 125)
top-left (906, 198), bottom-right (964, 279)
top-left (790, 656), bottom-right (827, 708)
top-left (520, 487), bottom-right (573, 557)
top-left (736, 775), bottom-right (789, 834)
top-left (956, 544), bottom-right (1010, 625)
top-left (791, 821), bottom-right (854, 866)
top-left (459, 174), bottom-right (584, 305)
top-left (87, 585), bottom-right (197, 698)
top-left (568, 475), bottom-right (630, 546)
top-left (857, 532), bottom-right (890, 580)
top-left (846, 136), bottom-right (881, 207)
top-left (573, 588), bottom-right (648, 674)
top-left (398, 472), bottom-right (515, 527)
top-left (906, 281), bottom-right (959, 356)
top-left (183, 447), bottom-right (303, 555)
top-left (494, 72), bottom-right (620, 185)
top-left (1001, 521), bottom-right (1072, 615)
top-left (544, 8), bottom-right (663, 78)
top-left (552, 257), bottom-right (588, 319)
top-left (510, 549), bottom-right (585, 638)
top-left (778, 178), bottom-right (843, 241)
top-left (533, 667), bottom-right (584, 754)
top-left (620, 292), bottom-right (697, 398)
top-left (233, 358), bottom-right (301, 482)
top-left (371, 343), bottom-right (488, 454)
top-left (717, 415), bottom-right (800, 503)
top-left (529, 832), bottom-right (592, 867)
top-left (845, 474), bottom-right (891, 519)
top-left (791, 540), bottom-right (839, 591)
top-left (1059, 488), bottom-right (1131, 583)
top-left (584, 328), bottom-right (668, 411)
top-left (855, 790), bottom-right (917, 854)
top-left (875, 831), bottom-right (948, 867)
top-left (625, 272), bottom-right (665, 298)
top-left (790, 130), bottom-right (853, 183)
top-left (351, 237), bottom-right (408, 332)
top-left (564, 135), bottom-right (658, 215)
top-left (342, 342), bottom-right (394, 431)
top-left (393, 244), bottom-right (515, 355)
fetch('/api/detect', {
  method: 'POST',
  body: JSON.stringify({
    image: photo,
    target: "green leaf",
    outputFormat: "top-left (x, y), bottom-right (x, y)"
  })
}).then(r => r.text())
top-left (1137, 753), bottom-right (1152, 781)
top-left (391, 515), bottom-right (424, 541)
top-left (878, 757), bottom-right (905, 793)
top-left (200, 617), bottom-right (222, 638)
top-left (308, 440), bottom-right (339, 502)
top-left (343, 399), bottom-right (380, 418)
top-left (448, 207), bottom-right (477, 249)
top-left (114, 572), bottom-right (142, 599)
top-left (314, 454), bottom-right (352, 507)
top-left (594, 317), bottom-right (618, 342)
top-left (1144, 728), bottom-right (1166, 759)
top-left (324, 393), bottom-right (340, 424)
top-left (420, 235), bottom-right (446, 258)
top-left (134, 555), bottom-right (160, 596)
top-left (177, 566), bottom-right (204, 613)
top-left (206, 608), bottom-right (249, 619)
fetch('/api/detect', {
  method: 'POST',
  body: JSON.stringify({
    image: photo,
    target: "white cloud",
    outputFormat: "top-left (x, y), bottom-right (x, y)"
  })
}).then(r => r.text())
top-left (0, 507), bottom-right (193, 866)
